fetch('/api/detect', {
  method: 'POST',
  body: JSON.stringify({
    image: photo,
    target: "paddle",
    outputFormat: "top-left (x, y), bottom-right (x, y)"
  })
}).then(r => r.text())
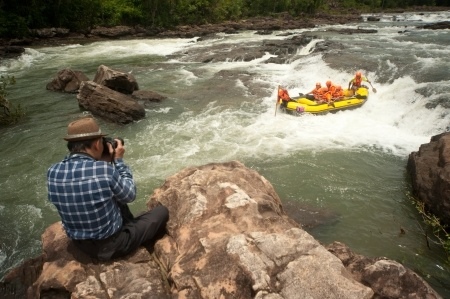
top-left (275, 85), bottom-right (280, 116)
top-left (367, 77), bottom-right (377, 93)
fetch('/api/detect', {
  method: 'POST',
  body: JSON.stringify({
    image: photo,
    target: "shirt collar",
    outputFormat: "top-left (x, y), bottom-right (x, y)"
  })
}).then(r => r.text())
top-left (65, 152), bottom-right (96, 161)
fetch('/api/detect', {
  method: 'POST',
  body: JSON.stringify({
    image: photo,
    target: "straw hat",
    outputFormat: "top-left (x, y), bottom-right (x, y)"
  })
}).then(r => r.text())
top-left (64, 117), bottom-right (107, 141)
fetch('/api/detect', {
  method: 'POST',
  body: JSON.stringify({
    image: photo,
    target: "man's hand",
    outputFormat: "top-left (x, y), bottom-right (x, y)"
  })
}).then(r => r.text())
top-left (98, 138), bottom-right (125, 162)
top-left (113, 138), bottom-right (125, 160)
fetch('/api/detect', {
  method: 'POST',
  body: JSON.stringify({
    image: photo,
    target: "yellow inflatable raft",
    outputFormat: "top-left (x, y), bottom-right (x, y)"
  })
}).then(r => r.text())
top-left (279, 87), bottom-right (369, 115)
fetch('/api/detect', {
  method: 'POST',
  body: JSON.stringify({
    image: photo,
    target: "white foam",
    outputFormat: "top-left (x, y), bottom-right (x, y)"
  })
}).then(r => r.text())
top-left (2, 15), bottom-right (449, 177)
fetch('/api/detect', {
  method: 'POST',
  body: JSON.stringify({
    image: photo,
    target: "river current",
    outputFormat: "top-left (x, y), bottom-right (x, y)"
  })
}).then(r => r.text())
top-left (1, 10), bottom-right (450, 296)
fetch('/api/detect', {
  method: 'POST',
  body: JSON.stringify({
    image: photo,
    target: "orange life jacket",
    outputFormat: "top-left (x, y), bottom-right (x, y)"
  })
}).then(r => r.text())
top-left (278, 88), bottom-right (291, 102)
top-left (317, 87), bottom-right (330, 101)
top-left (308, 87), bottom-right (321, 99)
top-left (333, 89), bottom-right (344, 99)
top-left (328, 85), bottom-right (336, 94)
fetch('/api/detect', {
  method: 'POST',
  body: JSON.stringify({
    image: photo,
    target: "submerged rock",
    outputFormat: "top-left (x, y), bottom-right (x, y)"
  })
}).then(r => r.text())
top-left (420, 21), bottom-right (450, 30)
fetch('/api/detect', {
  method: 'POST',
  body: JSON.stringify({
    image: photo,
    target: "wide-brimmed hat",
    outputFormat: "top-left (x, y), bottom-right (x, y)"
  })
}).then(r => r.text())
top-left (64, 117), bottom-right (108, 141)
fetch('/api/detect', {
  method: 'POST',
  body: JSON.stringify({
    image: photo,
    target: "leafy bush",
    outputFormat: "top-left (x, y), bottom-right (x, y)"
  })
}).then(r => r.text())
top-left (0, 12), bottom-right (29, 38)
top-left (0, 76), bottom-right (26, 126)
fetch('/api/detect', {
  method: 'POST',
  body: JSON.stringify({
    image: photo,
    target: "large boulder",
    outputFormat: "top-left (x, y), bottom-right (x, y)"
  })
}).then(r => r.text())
top-left (1, 161), bottom-right (443, 298)
top-left (46, 68), bottom-right (89, 93)
top-left (407, 132), bottom-right (450, 225)
top-left (77, 81), bottom-right (145, 124)
top-left (148, 160), bottom-right (374, 298)
top-left (93, 65), bottom-right (139, 94)
top-left (327, 241), bottom-right (441, 298)
top-left (1, 222), bottom-right (168, 299)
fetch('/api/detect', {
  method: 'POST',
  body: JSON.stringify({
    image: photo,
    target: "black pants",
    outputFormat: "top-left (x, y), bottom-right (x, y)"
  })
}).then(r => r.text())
top-left (73, 204), bottom-right (169, 261)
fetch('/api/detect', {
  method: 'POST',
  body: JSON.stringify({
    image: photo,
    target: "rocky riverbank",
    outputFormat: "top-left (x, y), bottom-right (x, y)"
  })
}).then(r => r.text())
top-left (1, 6), bottom-right (449, 59)
top-left (0, 13), bottom-right (358, 51)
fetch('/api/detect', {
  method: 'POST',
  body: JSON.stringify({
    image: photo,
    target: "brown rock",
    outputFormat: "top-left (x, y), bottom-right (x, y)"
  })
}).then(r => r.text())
top-left (94, 65), bottom-right (139, 94)
top-left (407, 132), bottom-right (450, 225)
top-left (46, 68), bottom-right (89, 93)
top-left (23, 222), bottom-right (167, 299)
top-left (93, 65), bottom-right (139, 94)
top-left (77, 81), bottom-right (145, 124)
top-left (0, 255), bottom-right (44, 299)
top-left (148, 160), bottom-right (374, 299)
top-left (327, 241), bottom-right (442, 299)
top-left (1, 161), bottom-right (443, 298)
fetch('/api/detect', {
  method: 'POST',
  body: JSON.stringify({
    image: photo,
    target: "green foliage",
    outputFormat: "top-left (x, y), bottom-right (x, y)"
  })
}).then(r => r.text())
top-left (0, 76), bottom-right (26, 126)
top-left (213, 0), bottom-right (246, 22)
top-left (100, 0), bottom-right (144, 26)
top-left (0, 0), bottom-right (447, 36)
top-left (59, 0), bottom-right (103, 31)
top-left (0, 11), bottom-right (29, 38)
top-left (411, 194), bottom-right (450, 259)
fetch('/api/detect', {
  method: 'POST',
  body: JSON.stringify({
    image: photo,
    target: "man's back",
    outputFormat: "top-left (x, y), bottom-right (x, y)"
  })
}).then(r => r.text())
top-left (47, 153), bottom-right (134, 240)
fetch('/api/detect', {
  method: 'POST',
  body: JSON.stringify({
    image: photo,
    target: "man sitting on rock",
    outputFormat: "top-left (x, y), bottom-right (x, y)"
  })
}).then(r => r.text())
top-left (47, 116), bottom-right (169, 261)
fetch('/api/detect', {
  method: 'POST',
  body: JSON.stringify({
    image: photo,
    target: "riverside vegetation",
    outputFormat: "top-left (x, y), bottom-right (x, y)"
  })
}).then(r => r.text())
top-left (0, 76), bottom-right (25, 126)
top-left (411, 193), bottom-right (450, 259)
top-left (1, 0), bottom-right (450, 39)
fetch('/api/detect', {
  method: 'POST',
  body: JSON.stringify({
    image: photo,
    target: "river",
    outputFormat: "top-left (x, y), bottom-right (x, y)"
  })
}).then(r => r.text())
top-left (1, 10), bottom-right (449, 296)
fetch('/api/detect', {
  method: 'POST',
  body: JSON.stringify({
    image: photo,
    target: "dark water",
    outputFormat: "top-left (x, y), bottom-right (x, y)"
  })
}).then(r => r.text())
top-left (1, 10), bottom-right (450, 296)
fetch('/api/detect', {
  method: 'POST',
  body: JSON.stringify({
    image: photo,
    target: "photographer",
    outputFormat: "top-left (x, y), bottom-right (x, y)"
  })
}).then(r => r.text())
top-left (47, 117), bottom-right (169, 261)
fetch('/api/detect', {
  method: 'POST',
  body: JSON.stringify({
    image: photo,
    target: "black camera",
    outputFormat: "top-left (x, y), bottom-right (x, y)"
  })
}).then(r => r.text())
top-left (102, 137), bottom-right (124, 155)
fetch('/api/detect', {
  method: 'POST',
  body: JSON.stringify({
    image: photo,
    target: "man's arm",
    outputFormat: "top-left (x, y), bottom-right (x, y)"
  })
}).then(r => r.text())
top-left (110, 158), bottom-right (136, 203)
top-left (348, 78), bottom-right (353, 89)
top-left (108, 139), bottom-right (136, 203)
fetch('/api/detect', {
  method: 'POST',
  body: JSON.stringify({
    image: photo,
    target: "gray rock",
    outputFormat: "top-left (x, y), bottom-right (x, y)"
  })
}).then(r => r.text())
top-left (30, 27), bottom-right (70, 38)
top-left (421, 21), bottom-right (450, 30)
top-left (90, 26), bottom-right (136, 38)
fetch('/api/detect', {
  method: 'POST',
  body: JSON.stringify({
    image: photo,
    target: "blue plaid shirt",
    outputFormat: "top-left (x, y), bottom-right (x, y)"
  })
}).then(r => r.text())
top-left (47, 153), bottom-right (136, 240)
